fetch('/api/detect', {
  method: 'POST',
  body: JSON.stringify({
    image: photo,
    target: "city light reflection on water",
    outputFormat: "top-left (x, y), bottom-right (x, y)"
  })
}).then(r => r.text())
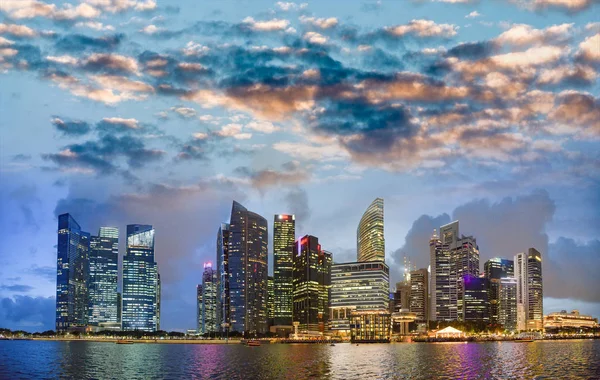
top-left (1, 340), bottom-right (598, 379)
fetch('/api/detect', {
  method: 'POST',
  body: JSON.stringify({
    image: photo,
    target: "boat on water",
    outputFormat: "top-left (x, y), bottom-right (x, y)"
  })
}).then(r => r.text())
top-left (330, 343), bottom-right (336, 346)
top-left (116, 340), bottom-right (134, 344)
top-left (246, 340), bottom-right (261, 347)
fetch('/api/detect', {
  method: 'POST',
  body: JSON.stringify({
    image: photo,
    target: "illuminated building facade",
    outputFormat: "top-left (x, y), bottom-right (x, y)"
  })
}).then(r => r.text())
top-left (498, 277), bottom-right (517, 331)
top-left (409, 268), bottom-right (428, 322)
top-left (330, 261), bottom-right (389, 336)
top-left (156, 272), bottom-right (161, 331)
top-left (122, 224), bottom-right (158, 332)
top-left (293, 235), bottom-right (332, 334)
top-left (267, 276), bottom-right (274, 326)
top-left (393, 282), bottom-right (411, 312)
top-left (350, 311), bottom-right (391, 342)
top-left (202, 262), bottom-right (218, 334)
top-left (216, 223), bottom-right (230, 332)
top-left (544, 310), bottom-right (598, 329)
top-left (484, 258), bottom-right (514, 324)
top-left (357, 198), bottom-right (385, 262)
top-left (228, 201), bottom-right (269, 334)
top-left (88, 227), bottom-right (119, 326)
top-left (515, 248), bottom-right (544, 331)
top-left (56, 213), bottom-right (90, 332)
top-left (462, 275), bottom-right (489, 322)
top-left (196, 284), bottom-right (203, 333)
top-left (273, 214), bottom-right (295, 326)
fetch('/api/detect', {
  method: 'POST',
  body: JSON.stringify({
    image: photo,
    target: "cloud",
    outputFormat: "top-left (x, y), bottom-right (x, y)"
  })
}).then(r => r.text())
top-left (275, 2), bottom-right (308, 11)
top-left (51, 116), bottom-right (91, 136)
top-left (97, 117), bottom-right (141, 132)
top-left (74, 21), bottom-right (115, 31)
top-left (0, 1), bottom-right (101, 21)
top-left (537, 65), bottom-right (597, 86)
top-left (241, 17), bottom-right (290, 32)
top-left (299, 16), bottom-right (338, 29)
top-left (495, 23), bottom-right (573, 46)
top-left (235, 161), bottom-right (310, 190)
top-left (54, 34), bottom-right (124, 53)
top-left (0, 284), bottom-right (34, 292)
top-left (171, 106), bottom-right (196, 118)
top-left (0, 296), bottom-right (55, 332)
top-left (385, 19), bottom-right (458, 38)
top-left (215, 123), bottom-right (252, 140)
top-left (303, 31), bottom-right (328, 45)
top-left (0, 23), bottom-right (37, 38)
top-left (45, 71), bottom-right (145, 104)
top-left (516, 0), bottom-right (599, 13)
top-left (465, 11), bottom-right (482, 18)
top-left (577, 33), bottom-right (600, 62)
top-left (82, 53), bottom-right (139, 74)
top-left (283, 187), bottom-right (310, 231)
top-left (548, 91), bottom-right (600, 137)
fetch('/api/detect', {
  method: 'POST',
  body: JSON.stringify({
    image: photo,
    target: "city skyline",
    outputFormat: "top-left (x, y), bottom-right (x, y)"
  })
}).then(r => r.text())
top-left (1, 0), bottom-right (599, 332)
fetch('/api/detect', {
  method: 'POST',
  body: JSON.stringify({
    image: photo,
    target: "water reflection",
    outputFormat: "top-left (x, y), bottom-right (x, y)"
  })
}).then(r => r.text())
top-left (1, 340), bottom-right (599, 379)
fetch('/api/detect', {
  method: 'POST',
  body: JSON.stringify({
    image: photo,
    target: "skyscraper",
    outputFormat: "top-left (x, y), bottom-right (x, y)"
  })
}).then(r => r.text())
top-left (409, 268), bottom-right (428, 322)
top-left (498, 277), bottom-right (517, 331)
top-left (228, 201), bottom-right (269, 335)
top-left (216, 223), bottom-right (230, 332)
top-left (156, 272), bottom-right (161, 331)
top-left (196, 284), bottom-right (203, 333)
top-left (429, 229), bottom-right (455, 321)
top-left (515, 248), bottom-right (543, 331)
top-left (484, 258), bottom-right (514, 324)
top-left (357, 198), bottom-right (385, 262)
top-left (273, 214), bottom-right (295, 326)
top-left (462, 275), bottom-right (489, 322)
top-left (330, 261), bottom-right (389, 336)
top-left (293, 235), bottom-right (332, 334)
top-left (88, 227), bottom-right (119, 326)
top-left (56, 213), bottom-right (90, 332)
top-left (202, 262), bottom-right (218, 334)
top-left (267, 276), bottom-right (274, 326)
top-left (122, 224), bottom-right (158, 332)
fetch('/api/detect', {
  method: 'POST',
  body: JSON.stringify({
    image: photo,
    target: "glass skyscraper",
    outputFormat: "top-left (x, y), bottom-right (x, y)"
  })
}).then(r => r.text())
top-left (216, 222), bottom-right (230, 332)
top-left (202, 262), bottom-right (218, 334)
top-left (196, 284), bottom-right (203, 333)
top-left (515, 248), bottom-right (543, 331)
top-left (462, 275), bottom-right (489, 321)
top-left (484, 258), bottom-right (514, 324)
top-left (88, 227), bottom-right (119, 326)
top-left (292, 235), bottom-right (332, 335)
top-left (228, 201), bottom-right (269, 335)
top-left (273, 214), bottom-right (295, 326)
top-left (499, 277), bottom-right (517, 331)
top-left (56, 213), bottom-right (90, 332)
top-left (409, 268), bottom-right (429, 322)
top-left (122, 224), bottom-right (159, 332)
top-left (357, 198), bottom-right (385, 262)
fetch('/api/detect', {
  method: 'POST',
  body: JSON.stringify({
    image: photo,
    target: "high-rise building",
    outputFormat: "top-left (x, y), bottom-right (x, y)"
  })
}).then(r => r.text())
top-left (88, 227), bottom-right (119, 326)
top-left (117, 292), bottom-right (122, 324)
top-left (228, 201), bottom-right (269, 335)
top-left (273, 214), bottom-right (295, 326)
top-left (431, 221), bottom-right (480, 322)
top-left (330, 261), bottom-right (389, 336)
top-left (410, 268), bottom-right (428, 322)
top-left (202, 262), bottom-right (218, 334)
top-left (498, 277), bottom-right (517, 331)
top-left (56, 213), bottom-right (90, 332)
top-left (462, 275), bottom-right (489, 322)
top-left (156, 271), bottom-right (161, 331)
top-left (267, 276), bottom-right (274, 326)
top-left (196, 284), bottom-right (203, 333)
top-left (357, 198), bottom-right (385, 262)
top-left (393, 281), bottom-right (411, 312)
top-left (216, 223), bottom-right (230, 333)
top-left (515, 248), bottom-right (543, 331)
top-left (293, 235), bottom-right (332, 334)
top-left (429, 229), bottom-right (455, 321)
top-left (484, 258), bottom-right (514, 324)
top-left (122, 224), bottom-right (158, 332)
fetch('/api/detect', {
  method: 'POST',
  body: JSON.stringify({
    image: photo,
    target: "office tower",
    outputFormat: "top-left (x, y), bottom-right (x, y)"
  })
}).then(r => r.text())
top-left (273, 214), bottom-right (295, 326)
top-left (393, 282), bottom-right (411, 312)
top-left (56, 213), bottom-right (90, 332)
top-left (196, 284), bottom-right (203, 333)
top-left (357, 198), bottom-right (385, 262)
top-left (292, 235), bottom-right (332, 334)
top-left (484, 258), bottom-right (514, 324)
top-left (498, 277), bottom-right (517, 331)
top-left (201, 262), bottom-right (218, 334)
top-left (267, 276), bottom-right (274, 326)
top-left (330, 261), bottom-right (389, 336)
top-left (515, 248), bottom-right (543, 331)
top-left (429, 229), bottom-right (455, 321)
top-left (527, 248), bottom-right (543, 330)
top-left (216, 223), bottom-right (230, 332)
top-left (228, 201), bottom-right (269, 335)
top-left (156, 272), bottom-right (161, 331)
top-left (462, 275), bottom-right (489, 322)
top-left (88, 227), bottom-right (119, 326)
top-left (410, 268), bottom-right (428, 322)
top-left (117, 292), bottom-right (122, 324)
top-left (122, 224), bottom-right (158, 332)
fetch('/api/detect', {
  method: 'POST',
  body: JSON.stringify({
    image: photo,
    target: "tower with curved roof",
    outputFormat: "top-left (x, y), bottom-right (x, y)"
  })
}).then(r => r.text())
top-left (357, 198), bottom-right (385, 262)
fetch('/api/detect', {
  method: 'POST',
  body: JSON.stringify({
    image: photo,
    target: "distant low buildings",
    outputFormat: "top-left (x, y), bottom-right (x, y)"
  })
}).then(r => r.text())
top-left (544, 310), bottom-right (598, 329)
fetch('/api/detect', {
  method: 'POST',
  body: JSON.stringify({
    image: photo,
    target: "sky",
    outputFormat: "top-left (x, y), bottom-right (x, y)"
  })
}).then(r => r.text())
top-left (0, 0), bottom-right (599, 332)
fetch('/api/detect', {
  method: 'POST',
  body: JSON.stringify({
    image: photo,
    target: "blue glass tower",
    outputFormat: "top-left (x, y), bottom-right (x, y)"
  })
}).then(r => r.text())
top-left (88, 227), bottom-right (119, 325)
top-left (56, 213), bottom-right (90, 332)
top-left (228, 201), bottom-right (268, 335)
top-left (216, 223), bottom-right (230, 332)
top-left (122, 224), bottom-right (158, 332)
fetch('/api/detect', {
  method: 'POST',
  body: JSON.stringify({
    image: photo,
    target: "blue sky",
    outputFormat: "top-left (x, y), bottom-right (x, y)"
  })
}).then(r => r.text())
top-left (0, 0), bottom-right (599, 331)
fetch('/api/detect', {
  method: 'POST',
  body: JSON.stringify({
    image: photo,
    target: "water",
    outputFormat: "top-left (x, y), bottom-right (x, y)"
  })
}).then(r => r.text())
top-left (1, 340), bottom-right (599, 379)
